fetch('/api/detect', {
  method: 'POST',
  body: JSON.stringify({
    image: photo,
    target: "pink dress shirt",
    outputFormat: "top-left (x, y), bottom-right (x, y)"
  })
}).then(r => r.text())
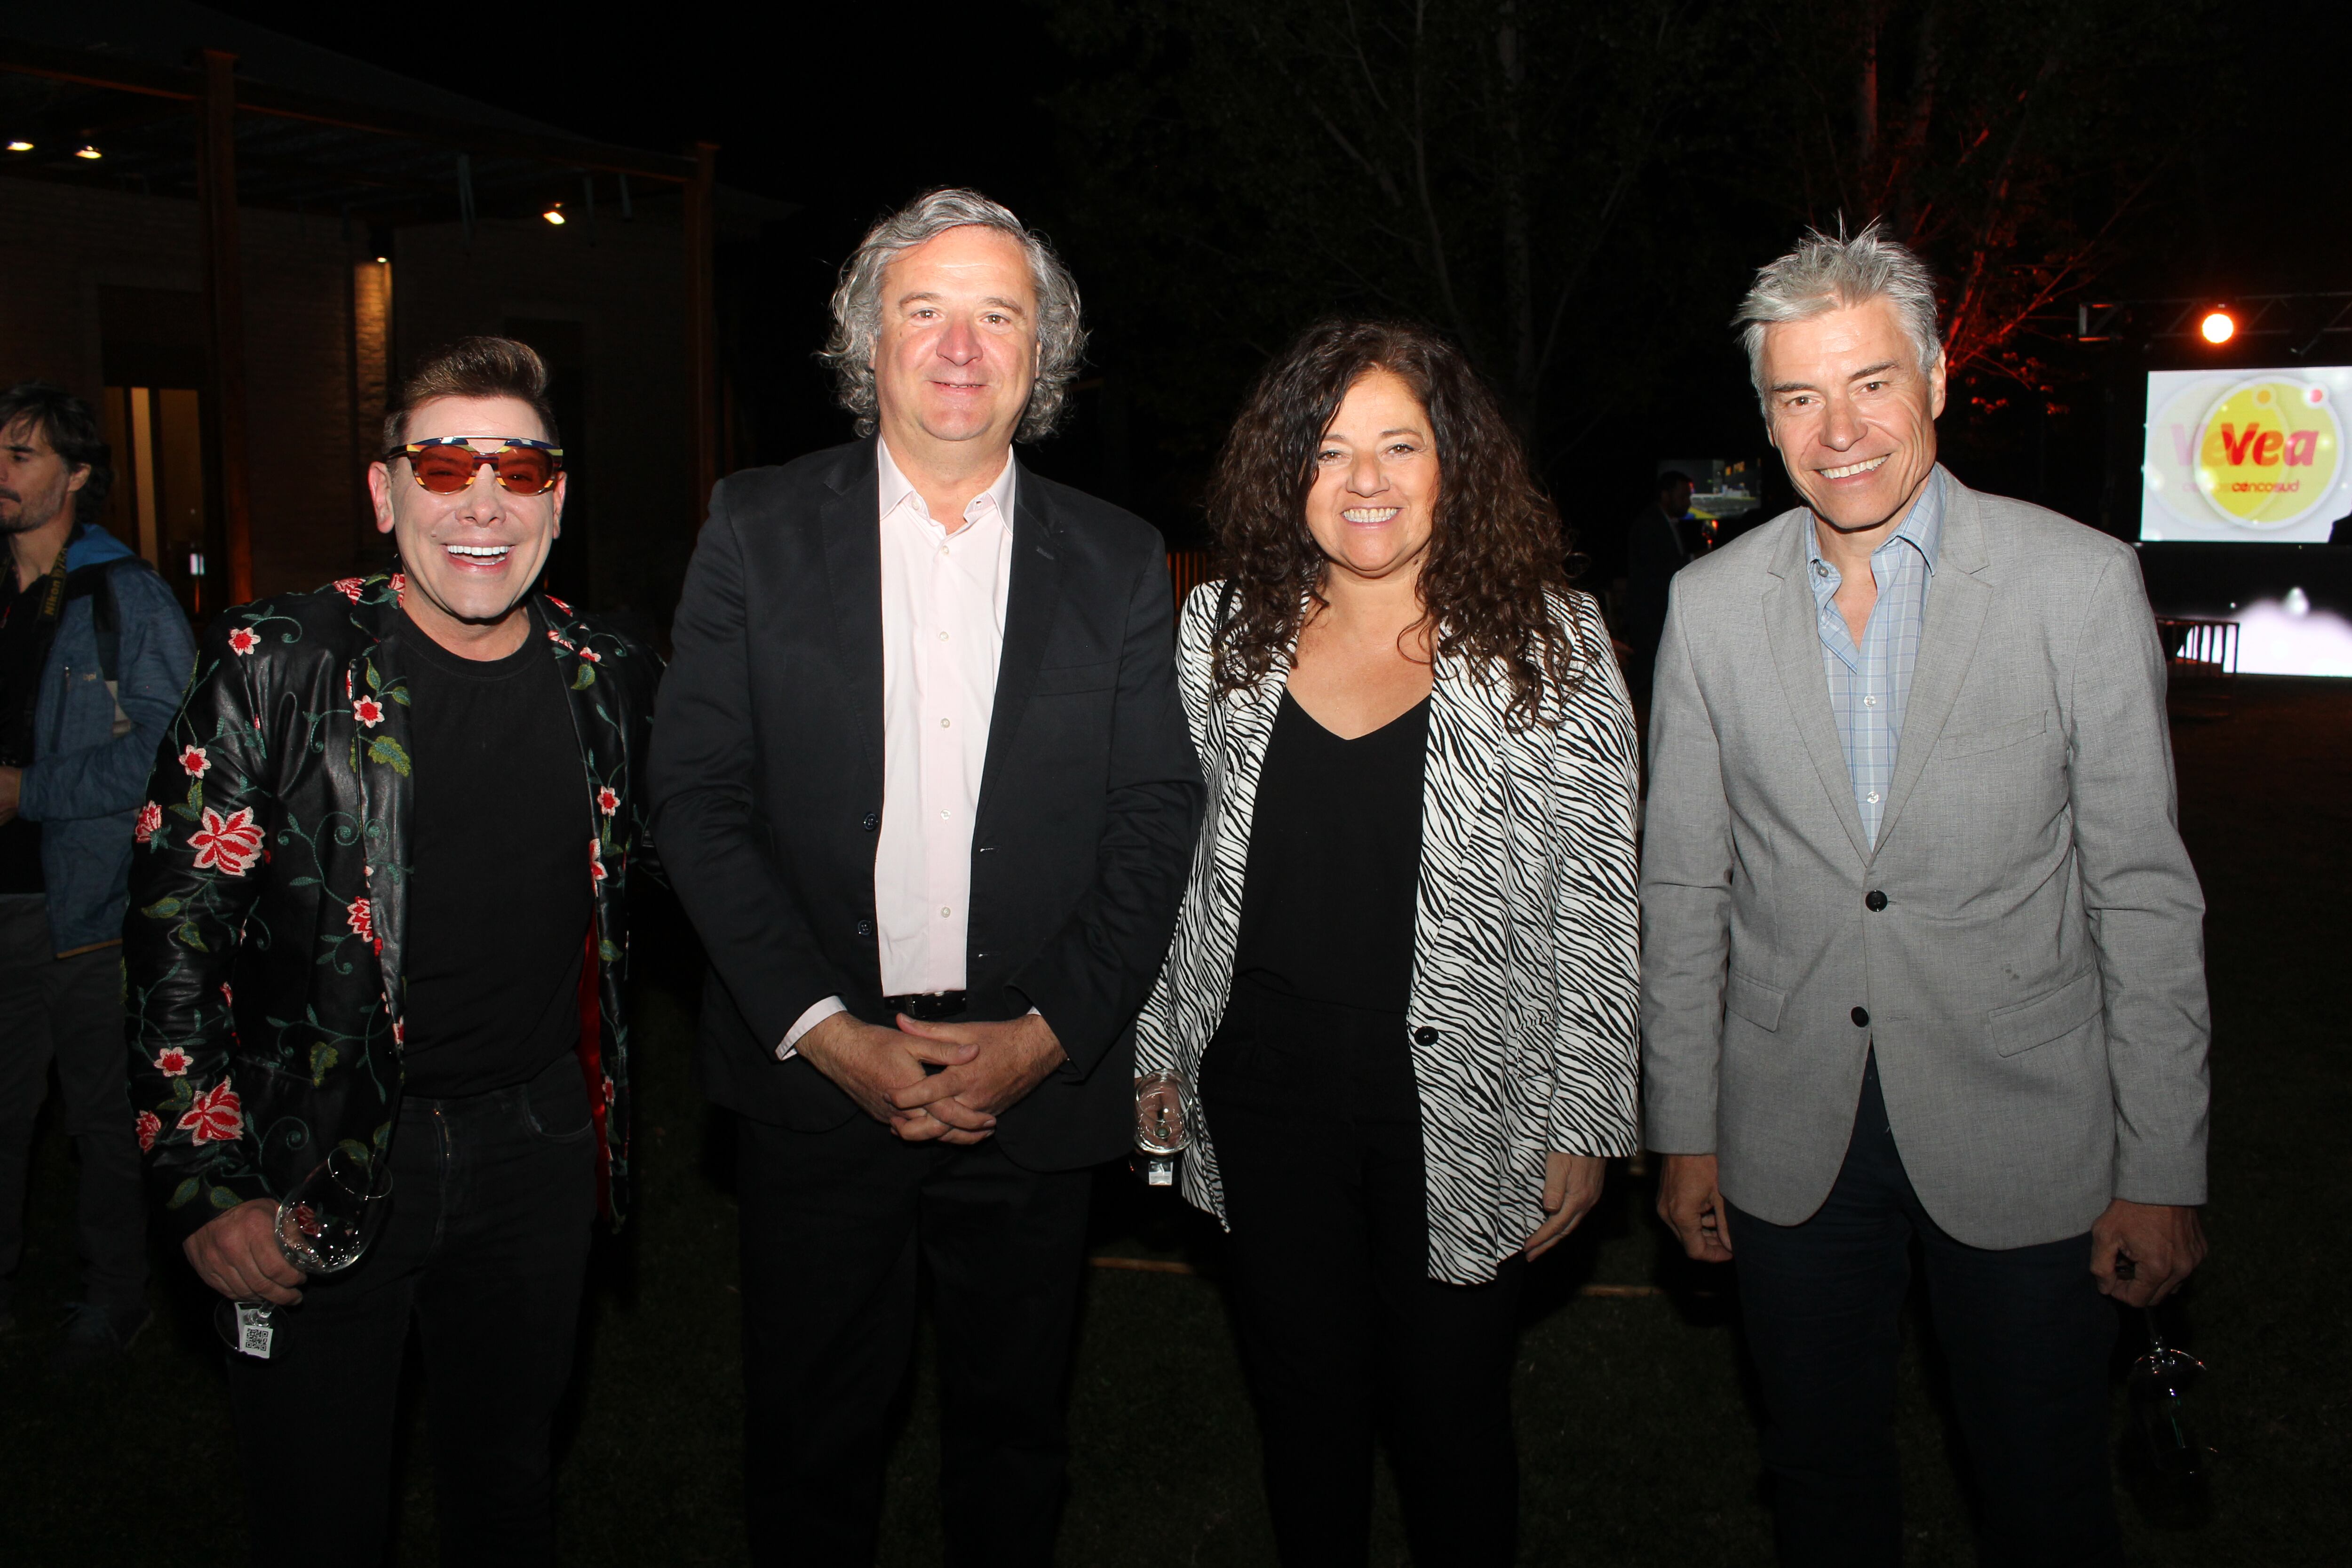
top-left (778, 439), bottom-right (1017, 1056)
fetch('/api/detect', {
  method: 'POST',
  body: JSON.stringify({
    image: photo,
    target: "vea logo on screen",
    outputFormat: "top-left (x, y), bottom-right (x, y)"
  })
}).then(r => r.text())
top-left (2142, 369), bottom-right (2351, 543)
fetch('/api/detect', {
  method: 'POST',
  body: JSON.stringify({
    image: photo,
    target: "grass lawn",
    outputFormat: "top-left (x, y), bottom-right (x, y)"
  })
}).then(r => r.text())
top-left (3, 676), bottom-right (2346, 1565)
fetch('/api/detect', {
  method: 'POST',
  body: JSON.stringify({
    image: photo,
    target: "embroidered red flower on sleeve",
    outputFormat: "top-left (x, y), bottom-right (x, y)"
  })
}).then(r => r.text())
top-left (597, 787), bottom-right (619, 817)
top-left (390, 572), bottom-right (407, 595)
top-left (179, 745), bottom-right (209, 778)
top-left (391, 1016), bottom-right (405, 1046)
top-left (153, 1045), bottom-right (192, 1077)
top-left (353, 696), bottom-right (385, 727)
top-left (227, 627), bottom-right (259, 656)
top-left (332, 577), bottom-right (365, 602)
top-left (589, 838), bottom-right (606, 883)
top-left (177, 1081), bottom-right (244, 1145)
top-left (135, 1111), bottom-right (161, 1153)
top-left (347, 897), bottom-right (374, 944)
top-left (190, 808), bottom-right (264, 876)
top-left (135, 802), bottom-right (163, 844)
top-left (578, 647), bottom-right (601, 664)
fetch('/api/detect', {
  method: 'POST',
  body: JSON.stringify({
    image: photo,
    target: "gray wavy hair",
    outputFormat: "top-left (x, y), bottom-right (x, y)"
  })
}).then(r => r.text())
top-left (822, 188), bottom-right (1087, 445)
top-left (1734, 220), bottom-right (1943, 410)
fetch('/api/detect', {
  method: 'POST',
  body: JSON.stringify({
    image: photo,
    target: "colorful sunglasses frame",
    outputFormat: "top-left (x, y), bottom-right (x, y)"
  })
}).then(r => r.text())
top-left (380, 436), bottom-right (565, 495)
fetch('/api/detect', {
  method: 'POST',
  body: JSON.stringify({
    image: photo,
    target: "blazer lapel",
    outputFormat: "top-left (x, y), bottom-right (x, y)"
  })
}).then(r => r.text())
top-left (1872, 473), bottom-right (1992, 855)
top-left (975, 463), bottom-right (1063, 826)
top-left (1759, 519), bottom-right (1871, 864)
top-left (818, 443), bottom-right (887, 795)
top-left (349, 585), bottom-right (415, 1031)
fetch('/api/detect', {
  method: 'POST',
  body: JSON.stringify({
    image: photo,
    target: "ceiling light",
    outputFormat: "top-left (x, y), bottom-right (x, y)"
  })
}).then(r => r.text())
top-left (74, 143), bottom-right (101, 160)
top-left (541, 202), bottom-right (565, 226)
top-left (2199, 309), bottom-right (2236, 345)
top-left (5, 140), bottom-right (31, 153)
top-left (374, 255), bottom-right (388, 264)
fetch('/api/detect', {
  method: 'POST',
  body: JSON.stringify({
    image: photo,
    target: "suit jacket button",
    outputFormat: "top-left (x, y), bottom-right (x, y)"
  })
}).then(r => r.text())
top-left (1851, 1006), bottom-right (1870, 1027)
top-left (855, 919), bottom-right (874, 938)
top-left (1413, 1026), bottom-right (1438, 1045)
top-left (860, 812), bottom-right (879, 832)
top-left (1865, 890), bottom-right (1888, 911)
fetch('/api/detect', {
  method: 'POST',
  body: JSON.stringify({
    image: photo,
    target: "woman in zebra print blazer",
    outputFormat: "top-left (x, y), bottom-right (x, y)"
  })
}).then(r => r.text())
top-left (1133, 319), bottom-right (1641, 1566)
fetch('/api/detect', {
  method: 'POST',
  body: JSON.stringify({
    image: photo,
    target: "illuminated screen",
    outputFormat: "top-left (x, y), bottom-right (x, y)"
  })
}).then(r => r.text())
top-left (2140, 366), bottom-right (2351, 543)
top-left (1657, 457), bottom-right (1764, 519)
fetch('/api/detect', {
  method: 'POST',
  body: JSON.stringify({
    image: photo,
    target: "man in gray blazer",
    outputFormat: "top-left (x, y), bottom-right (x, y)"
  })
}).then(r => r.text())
top-left (1641, 224), bottom-right (2209, 1567)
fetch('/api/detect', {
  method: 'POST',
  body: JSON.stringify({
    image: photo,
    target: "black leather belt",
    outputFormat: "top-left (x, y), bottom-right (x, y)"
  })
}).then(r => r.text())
top-left (883, 990), bottom-right (968, 1022)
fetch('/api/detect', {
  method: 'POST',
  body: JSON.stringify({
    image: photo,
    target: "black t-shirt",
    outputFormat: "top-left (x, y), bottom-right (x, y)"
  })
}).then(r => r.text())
top-left (396, 606), bottom-right (590, 1098)
top-left (1230, 688), bottom-right (1430, 1015)
top-left (0, 566), bottom-right (49, 894)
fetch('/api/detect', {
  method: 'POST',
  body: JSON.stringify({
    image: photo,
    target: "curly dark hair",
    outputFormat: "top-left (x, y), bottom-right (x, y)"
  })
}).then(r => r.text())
top-left (1207, 318), bottom-right (1580, 728)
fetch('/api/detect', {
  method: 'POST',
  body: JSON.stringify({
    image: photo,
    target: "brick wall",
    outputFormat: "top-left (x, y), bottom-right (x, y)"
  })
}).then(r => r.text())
top-left (0, 177), bottom-right (361, 599)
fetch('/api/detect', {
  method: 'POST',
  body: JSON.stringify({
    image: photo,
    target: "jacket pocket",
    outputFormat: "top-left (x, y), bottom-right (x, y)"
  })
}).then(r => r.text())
top-left (1031, 660), bottom-right (1116, 696)
top-left (1724, 971), bottom-right (1787, 1033)
top-left (1987, 969), bottom-right (2102, 1058)
top-left (1939, 709), bottom-right (2050, 758)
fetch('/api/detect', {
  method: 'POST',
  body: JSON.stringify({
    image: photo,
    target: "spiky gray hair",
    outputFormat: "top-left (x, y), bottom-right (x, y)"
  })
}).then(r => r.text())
top-left (1734, 220), bottom-right (1943, 410)
top-left (821, 188), bottom-right (1087, 445)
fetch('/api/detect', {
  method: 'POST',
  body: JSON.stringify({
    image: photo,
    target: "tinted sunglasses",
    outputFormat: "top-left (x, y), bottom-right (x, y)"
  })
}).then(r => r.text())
top-left (382, 437), bottom-right (563, 496)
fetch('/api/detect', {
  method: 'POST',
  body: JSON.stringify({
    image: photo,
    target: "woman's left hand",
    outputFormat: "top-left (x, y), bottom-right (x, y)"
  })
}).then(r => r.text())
top-left (1524, 1153), bottom-right (1607, 1260)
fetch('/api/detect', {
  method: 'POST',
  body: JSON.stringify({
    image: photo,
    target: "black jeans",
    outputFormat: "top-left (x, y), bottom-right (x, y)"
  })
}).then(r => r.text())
top-left (225, 1051), bottom-right (597, 1568)
top-left (1201, 980), bottom-right (1524, 1568)
top-left (1727, 1054), bottom-right (2122, 1568)
top-left (0, 896), bottom-right (145, 1317)
top-left (736, 1109), bottom-right (1094, 1568)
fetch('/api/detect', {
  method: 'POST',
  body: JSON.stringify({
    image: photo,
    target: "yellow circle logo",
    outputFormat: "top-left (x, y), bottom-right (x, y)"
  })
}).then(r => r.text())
top-left (2194, 379), bottom-right (2341, 527)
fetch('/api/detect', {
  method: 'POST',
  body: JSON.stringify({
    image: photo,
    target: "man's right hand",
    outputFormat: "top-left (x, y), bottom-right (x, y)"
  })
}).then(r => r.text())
top-left (185, 1198), bottom-right (305, 1305)
top-left (1658, 1152), bottom-right (1736, 1263)
top-left (795, 1012), bottom-right (988, 1144)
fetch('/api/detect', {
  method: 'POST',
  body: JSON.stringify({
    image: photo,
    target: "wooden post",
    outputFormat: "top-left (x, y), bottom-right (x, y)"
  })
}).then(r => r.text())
top-left (684, 140), bottom-right (718, 529)
top-left (197, 48), bottom-right (254, 604)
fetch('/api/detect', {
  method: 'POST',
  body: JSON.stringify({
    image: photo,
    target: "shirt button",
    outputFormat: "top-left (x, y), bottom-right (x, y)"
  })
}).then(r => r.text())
top-left (1866, 790), bottom-right (1880, 804)
top-left (938, 631), bottom-right (949, 642)
top-left (1413, 1026), bottom-right (1438, 1045)
top-left (939, 717), bottom-right (951, 729)
top-left (1863, 695), bottom-right (1878, 707)
top-left (859, 812), bottom-right (879, 832)
top-left (855, 920), bottom-right (874, 938)
top-left (939, 906), bottom-right (952, 918)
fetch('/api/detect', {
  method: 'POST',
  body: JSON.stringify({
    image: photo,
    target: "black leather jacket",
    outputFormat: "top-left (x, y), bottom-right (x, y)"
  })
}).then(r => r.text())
top-left (125, 574), bottom-right (659, 1239)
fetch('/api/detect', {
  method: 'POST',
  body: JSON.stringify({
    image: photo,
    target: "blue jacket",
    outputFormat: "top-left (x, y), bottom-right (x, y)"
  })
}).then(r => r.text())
top-left (16, 524), bottom-right (196, 953)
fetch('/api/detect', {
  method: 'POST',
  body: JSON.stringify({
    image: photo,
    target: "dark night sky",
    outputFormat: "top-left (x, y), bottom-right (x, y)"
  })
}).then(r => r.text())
top-left (202, 0), bottom-right (2352, 559)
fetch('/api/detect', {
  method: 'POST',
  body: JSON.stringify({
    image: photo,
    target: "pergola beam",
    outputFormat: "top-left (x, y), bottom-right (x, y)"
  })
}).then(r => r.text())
top-left (0, 35), bottom-right (697, 183)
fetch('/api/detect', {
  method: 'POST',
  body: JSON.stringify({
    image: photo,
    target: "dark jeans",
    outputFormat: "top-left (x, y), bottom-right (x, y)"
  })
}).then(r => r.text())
top-left (737, 1109), bottom-right (1094, 1568)
top-left (1201, 980), bottom-right (1524, 1568)
top-left (226, 1051), bottom-right (596, 1568)
top-left (0, 896), bottom-right (145, 1316)
top-left (1727, 1053), bottom-right (2122, 1568)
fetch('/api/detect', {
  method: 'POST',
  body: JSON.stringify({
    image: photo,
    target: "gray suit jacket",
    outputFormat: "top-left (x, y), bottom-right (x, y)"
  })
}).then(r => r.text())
top-left (1639, 469), bottom-right (2209, 1248)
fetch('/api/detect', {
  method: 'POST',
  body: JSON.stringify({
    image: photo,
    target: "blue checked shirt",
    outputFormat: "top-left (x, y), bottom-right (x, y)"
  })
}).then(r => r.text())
top-left (1804, 469), bottom-right (1945, 847)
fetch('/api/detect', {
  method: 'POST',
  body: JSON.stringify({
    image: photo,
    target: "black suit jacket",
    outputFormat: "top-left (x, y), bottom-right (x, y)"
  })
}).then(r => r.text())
top-left (649, 439), bottom-right (1205, 1170)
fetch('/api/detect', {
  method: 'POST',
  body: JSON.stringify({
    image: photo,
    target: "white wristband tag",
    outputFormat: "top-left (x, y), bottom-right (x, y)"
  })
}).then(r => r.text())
top-left (234, 1303), bottom-right (275, 1359)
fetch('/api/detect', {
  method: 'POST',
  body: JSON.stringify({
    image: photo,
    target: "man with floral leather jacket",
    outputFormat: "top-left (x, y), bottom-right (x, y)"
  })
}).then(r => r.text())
top-left (0, 382), bottom-right (195, 1369)
top-left (124, 338), bottom-right (656, 1567)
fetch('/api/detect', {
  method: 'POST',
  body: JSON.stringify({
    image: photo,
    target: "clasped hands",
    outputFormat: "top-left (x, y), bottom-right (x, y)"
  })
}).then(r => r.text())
top-left (798, 1010), bottom-right (1066, 1145)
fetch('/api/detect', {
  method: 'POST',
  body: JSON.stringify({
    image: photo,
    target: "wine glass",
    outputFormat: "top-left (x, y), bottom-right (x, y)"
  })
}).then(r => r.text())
top-left (1134, 1071), bottom-right (1189, 1187)
top-left (214, 1147), bottom-right (394, 1360)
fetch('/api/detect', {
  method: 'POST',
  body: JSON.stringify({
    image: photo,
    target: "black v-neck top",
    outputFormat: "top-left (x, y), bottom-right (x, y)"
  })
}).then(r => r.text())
top-left (1230, 687), bottom-right (1430, 1015)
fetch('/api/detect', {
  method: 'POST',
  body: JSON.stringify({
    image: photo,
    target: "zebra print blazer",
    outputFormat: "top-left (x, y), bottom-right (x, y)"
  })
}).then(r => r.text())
top-left (1134, 581), bottom-right (1643, 1284)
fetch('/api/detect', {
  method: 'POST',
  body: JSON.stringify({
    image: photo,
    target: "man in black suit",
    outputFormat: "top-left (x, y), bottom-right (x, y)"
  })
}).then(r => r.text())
top-left (649, 188), bottom-right (1203, 1566)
